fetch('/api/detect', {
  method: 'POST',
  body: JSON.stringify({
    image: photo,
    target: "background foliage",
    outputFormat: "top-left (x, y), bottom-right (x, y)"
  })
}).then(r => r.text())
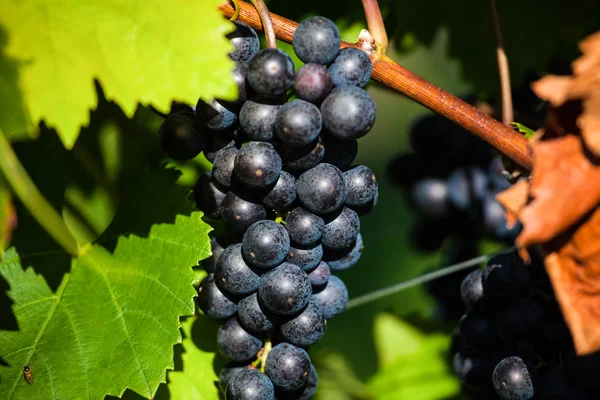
top-left (0, 0), bottom-right (598, 399)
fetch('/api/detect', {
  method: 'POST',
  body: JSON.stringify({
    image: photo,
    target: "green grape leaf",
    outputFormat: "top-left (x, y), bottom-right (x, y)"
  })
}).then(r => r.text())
top-left (0, 168), bottom-right (212, 399)
top-left (165, 315), bottom-right (221, 400)
top-left (312, 350), bottom-right (371, 400)
top-left (509, 122), bottom-right (537, 140)
top-left (0, 0), bottom-right (237, 148)
top-left (367, 313), bottom-right (459, 400)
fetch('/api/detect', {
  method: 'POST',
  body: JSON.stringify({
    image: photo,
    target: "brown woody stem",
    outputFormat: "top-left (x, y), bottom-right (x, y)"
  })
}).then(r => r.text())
top-left (218, 1), bottom-right (532, 170)
top-left (361, 0), bottom-right (388, 55)
top-left (250, 0), bottom-right (277, 48)
top-left (489, 0), bottom-right (513, 124)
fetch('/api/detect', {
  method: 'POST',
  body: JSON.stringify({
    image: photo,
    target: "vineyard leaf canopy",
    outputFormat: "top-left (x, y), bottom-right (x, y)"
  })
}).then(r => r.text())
top-left (0, 0), bottom-right (237, 148)
top-left (0, 167), bottom-right (212, 399)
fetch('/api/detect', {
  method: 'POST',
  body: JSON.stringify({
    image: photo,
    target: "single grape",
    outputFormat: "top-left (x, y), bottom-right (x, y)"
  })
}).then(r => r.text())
top-left (227, 20), bottom-right (260, 62)
top-left (488, 156), bottom-right (511, 191)
top-left (292, 16), bottom-right (341, 65)
top-left (482, 250), bottom-right (529, 300)
top-left (238, 292), bottom-right (276, 333)
top-left (217, 316), bottom-right (263, 362)
top-left (497, 298), bottom-right (545, 345)
top-left (275, 100), bottom-right (322, 147)
top-left (197, 274), bottom-right (238, 320)
top-left (321, 132), bottom-right (358, 169)
top-left (280, 136), bottom-right (325, 171)
top-left (234, 141), bottom-right (282, 189)
top-left (193, 171), bottom-right (227, 219)
top-left (307, 261), bottom-right (331, 287)
top-left (220, 363), bottom-right (250, 390)
top-left (275, 363), bottom-right (318, 400)
top-left (262, 171), bottom-right (297, 212)
top-left (321, 207), bottom-right (360, 250)
top-left (410, 178), bottom-right (449, 218)
top-left (215, 243), bottom-right (261, 296)
top-left (220, 192), bottom-right (268, 231)
top-left (280, 301), bottom-right (326, 347)
top-left (328, 47), bottom-right (373, 88)
top-left (286, 244), bottom-right (323, 271)
top-left (285, 207), bottom-right (325, 247)
top-left (297, 163), bottom-right (346, 215)
top-left (225, 62), bottom-right (250, 106)
top-left (324, 233), bottom-right (363, 271)
top-left (321, 86), bottom-right (376, 140)
top-left (196, 99), bottom-right (238, 132)
top-left (311, 275), bottom-right (348, 318)
top-left (453, 347), bottom-right (489, 388)
top-left (492, 357), bottom-right (535, 400)
top-left (459, 312), bottom-right (498, 353)
top-left (258, 262), bottom-right (312, 316)
top-left (239, 99), bottom-right (280, 142)
top-left (460, 269), bottom-right (485, 310)
top-left (344, 165), bottom-right (378, 208)
top-left (159, 112), bottom-right (204, 160)
top-left (447, 167), bottom-right (487, 210)
top-left (247, 48), bottom-right (295, 98)
top-left (265, 343), bottom-right (311, 391)
top-left (203, 237), bottom-right (226, 274)
top-left (242, 220), bottom-right (290, 269)
top-left (203, 129), bottom-right (236, 163)
top-left (212, 146), bottom-right (238, 190)
top-left (226, 368), bottom-right (274, 400)
top-left (295, 63), bottom-right (334, 104)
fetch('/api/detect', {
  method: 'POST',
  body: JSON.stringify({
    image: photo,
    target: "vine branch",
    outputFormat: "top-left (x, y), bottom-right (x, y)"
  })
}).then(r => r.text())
top-left (0, 131), bottom-right (79, 257)
top-left (218, 1), bottom-right (533, 170)
top-left (489, 0), bottom-right (513, 124)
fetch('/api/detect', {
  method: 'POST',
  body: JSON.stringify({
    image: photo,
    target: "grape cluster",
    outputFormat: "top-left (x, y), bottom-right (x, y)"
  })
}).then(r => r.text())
top-left (158, 17), bottom-right (377, 399)
top-left (453, 250), bottom-right (600, 399)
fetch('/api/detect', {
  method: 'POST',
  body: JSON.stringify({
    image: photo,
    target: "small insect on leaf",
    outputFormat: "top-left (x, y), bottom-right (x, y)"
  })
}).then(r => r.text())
top-left (23, 365), bottom-right (34, 384)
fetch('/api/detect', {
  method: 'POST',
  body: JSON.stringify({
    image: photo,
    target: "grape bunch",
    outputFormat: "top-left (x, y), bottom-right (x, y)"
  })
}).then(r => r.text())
top-left (158, 17), bottom-right (377, 399)
top-left (453, 249), bottom-right (600, 399)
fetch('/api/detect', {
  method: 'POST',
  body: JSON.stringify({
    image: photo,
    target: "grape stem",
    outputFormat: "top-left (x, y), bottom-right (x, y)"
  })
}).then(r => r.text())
top-left (0, 130), bottom-right (79, 257)
top-left (259, 335), bottom-right (272, 373)
top-left (361, 0), bottom-right (388, 56)
top-left (249, 0), bottom-right (277, 48)
top-left (218, 1), bottom-right (533, 170)
top-left (489, 0), bottom-right (513, 124)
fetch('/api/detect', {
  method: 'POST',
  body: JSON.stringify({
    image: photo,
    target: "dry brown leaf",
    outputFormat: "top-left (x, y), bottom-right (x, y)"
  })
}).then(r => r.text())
top-left (495, 179), bottom-right (528, 227)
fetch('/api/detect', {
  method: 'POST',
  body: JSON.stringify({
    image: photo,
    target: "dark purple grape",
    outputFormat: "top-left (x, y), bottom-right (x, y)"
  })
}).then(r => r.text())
top-left (280, 301), bottom-right (326, 347)
top-left (237, 292), bottom-right (276, 333)
top-left (203, 130), bottom-right (236, 163)
top-left (410, 178), bottom-right (449, 218)
top-left (321, 133), bottom-right (358, 169)
top-left (212, 146), bottom-right (238, 190)
top-left (193, 171), bottom-right (226, 219)
top-left (489, 156), bottom-right (511, 191)
top-left (324, 233), bottom-right (363, 271)
top-left (321, 86), bottom-right (376, 140)
top-left (311, 275), bottom-right (348, 318)
top-left (197, 274), bottom-right (238, 320)
top-left (227, 20), bottom-right (260, 62)
top-left (226, 62), bottom-right (249, 106)
top-left (247, 48), bottom-right (295, 98)
top-left (459, 312), bottom-right (498, 353)
top-left (220, 363), bottom-right (250, 390)
top-left (276, 364), bottom-right (318, 400)
top-left (226, 369), bottom-right (274, 400)
top-left (262, 171), bottom-right (296, 211)
top-left (280, 136), bottom-right (325, 171)
top-left (328, 47), bottom-right (373, 88)
top-left (483, 193), bottom-right (521, 241)
top-left (295, 63), bottom-right (334, 104)
top-left (242, 220), bottom-right (290, 269)
top-left (220, 192), bottom-right (267, 231)
top-left (497, 298), bottom-right (545, 345)
top-left (292, 16), bottom-right (341, 65)
top-left (297, 163), bottom-right (346, 214)
top-left (234, 141), bottom-right (282, 189)
top-left (321, 207), bottom-right (360, 250)
top-left (492, 357), bottom-right (535, 400)
top-left (386, 152), bottom-right (430, 188)
top-left (159, 112), bottom-right (203, 160)
top-left (275, 100), bottom-right (322, 147)
top-left (258, 262), bottom-right (312, 316)
top-left (239, 99), bottom-right (280, 142)
top-left (265, 343), bottom-right (311, 391)
top-left (482, 250), bottom-right (529, 300)
top-left (286, 244), bottom-right (323, 271)
top-left (285, 207), bottom-right (325, 247)
top-left (215, 243), bottom-right (261, 296)
top-left (307, 261), bottom-right (330, 287)
top-left (217, 316), bottom-right (263, 362)
top-left (197, 99), bottom-right (238, 132)
top-left (460, 269), bottom-right (485, 310)
top-left (447, 167), bottom-right (487, 210)
top-left (453, 347), bottom-right (488, 388)
top-left (343, 165), bottom-right (377, 208)
top-left (203, 237), bottom-right (225, 274)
